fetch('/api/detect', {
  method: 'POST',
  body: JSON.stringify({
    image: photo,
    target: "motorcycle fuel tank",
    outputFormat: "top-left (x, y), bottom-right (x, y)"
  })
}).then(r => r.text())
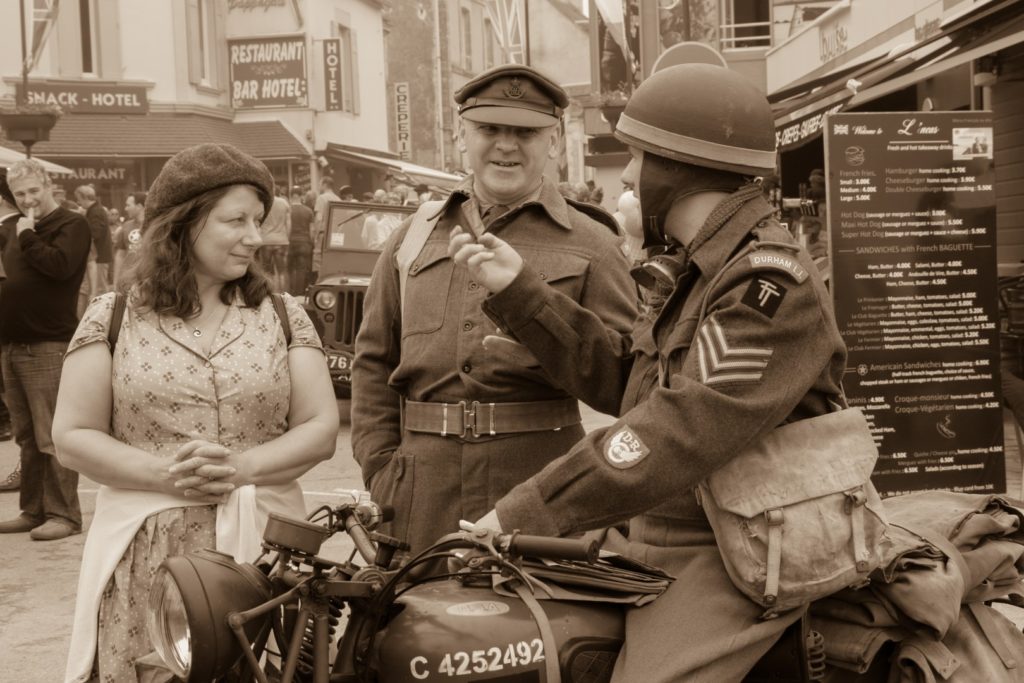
top-left (373, 580), bottom-right (623, 682)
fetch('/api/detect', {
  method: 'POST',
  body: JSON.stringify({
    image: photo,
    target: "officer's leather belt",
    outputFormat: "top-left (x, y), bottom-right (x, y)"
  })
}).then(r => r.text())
top-left (403, 398), bottom-right (581, 439)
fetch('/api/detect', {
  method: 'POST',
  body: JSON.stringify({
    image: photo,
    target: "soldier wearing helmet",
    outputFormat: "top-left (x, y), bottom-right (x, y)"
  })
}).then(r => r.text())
top-left (450, 63), bottom-right (847, 680)
top-left (351, 64), bottom-right (637, 558)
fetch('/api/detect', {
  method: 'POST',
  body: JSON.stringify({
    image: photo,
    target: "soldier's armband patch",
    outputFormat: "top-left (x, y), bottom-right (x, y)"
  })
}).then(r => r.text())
top-left (604, 426), bottom-right (649, 469)
top-left (741, 276), bottom-right (787, 318)
top-left (748, 250), bottom-right (808, 283)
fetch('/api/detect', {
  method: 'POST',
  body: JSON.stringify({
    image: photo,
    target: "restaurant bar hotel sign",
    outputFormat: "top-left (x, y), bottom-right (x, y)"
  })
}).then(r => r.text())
top-left (229, 35), bottom-right (308, 109)
top-left (824, 111), bottom-right (1001, 495)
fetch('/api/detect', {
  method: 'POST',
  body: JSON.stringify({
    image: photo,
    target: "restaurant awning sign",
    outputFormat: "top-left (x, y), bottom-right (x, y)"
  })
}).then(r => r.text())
top-left (229, 35), bottom-right (308, 109)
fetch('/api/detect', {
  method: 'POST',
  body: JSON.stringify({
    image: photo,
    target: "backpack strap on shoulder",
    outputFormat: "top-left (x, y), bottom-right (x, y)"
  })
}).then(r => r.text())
top-left (396, 200), bottom-right (446, 317)
top-left (108, 293), bottom-right (126, 350)
top-left (270, 293), bottom-right (292, 346)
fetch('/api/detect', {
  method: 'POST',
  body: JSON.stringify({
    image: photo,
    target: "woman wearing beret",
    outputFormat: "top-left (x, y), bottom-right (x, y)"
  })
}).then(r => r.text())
top-left (53, 143), bottom-right (339, 683)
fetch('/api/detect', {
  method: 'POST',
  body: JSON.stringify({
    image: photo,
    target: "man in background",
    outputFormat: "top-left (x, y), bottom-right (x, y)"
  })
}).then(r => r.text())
top-left (312, 177), bottom-right (340, 280)
top-left (287, 186), bottom-right (314, 295)
top-left (0, 160), bottom-right (91, 540)
top-left (0, 171), bottom-right (17, 491)
top-left (112, 191), bottom-right (145, 287)
top-left (258, 188), bottom-right (291, 291)
top-left (74, 185), bottom-right (110, 315)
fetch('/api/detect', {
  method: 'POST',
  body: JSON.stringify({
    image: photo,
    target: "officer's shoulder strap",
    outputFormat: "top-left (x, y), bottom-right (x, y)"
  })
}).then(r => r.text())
top-left (564, 197), bottom-right (620, 235)
top-left (744, 217), bottom-right (810, 285)
top-left (396, 199), bottom-right (446, 315)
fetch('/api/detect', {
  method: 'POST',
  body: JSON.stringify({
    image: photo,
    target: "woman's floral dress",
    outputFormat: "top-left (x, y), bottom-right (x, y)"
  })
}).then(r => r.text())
top-left (68, 291), bottom-right (322, 682)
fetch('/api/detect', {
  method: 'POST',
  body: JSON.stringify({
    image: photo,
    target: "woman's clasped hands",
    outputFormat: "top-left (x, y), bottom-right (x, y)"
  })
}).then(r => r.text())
top-left (166, 439), bottom-right (241, 503)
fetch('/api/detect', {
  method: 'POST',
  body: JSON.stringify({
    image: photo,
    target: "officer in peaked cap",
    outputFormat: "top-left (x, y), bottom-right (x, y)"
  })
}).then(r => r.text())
top-left (350, 63), bottom-right (636, 559)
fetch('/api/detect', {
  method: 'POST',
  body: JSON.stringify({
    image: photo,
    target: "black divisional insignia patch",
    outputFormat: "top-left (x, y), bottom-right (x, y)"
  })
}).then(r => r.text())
top-left (741, 276), bottom-right (786, 318)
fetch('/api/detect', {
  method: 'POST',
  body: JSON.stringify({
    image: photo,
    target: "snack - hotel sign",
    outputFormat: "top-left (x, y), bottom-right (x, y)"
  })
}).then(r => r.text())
top-left (15, 82), bottom-right (149, 114)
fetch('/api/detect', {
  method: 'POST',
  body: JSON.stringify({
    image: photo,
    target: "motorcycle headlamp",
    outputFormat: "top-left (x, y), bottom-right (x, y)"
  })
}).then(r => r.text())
top-left (147, 549), bottom-right (273, 682)
top-left (313, 289), bottom-right (337, 310)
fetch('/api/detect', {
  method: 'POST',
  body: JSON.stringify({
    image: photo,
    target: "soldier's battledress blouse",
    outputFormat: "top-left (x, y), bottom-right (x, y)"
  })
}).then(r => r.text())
top-left (64, 290), bottom-right (323, 683)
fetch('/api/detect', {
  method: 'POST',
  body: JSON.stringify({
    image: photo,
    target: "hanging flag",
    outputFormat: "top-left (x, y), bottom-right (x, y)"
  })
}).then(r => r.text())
top-left (22, 0), bottom-right (61, 74)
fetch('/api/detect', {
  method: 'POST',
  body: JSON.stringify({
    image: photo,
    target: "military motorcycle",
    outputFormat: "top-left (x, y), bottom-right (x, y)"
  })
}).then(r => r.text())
top-left (144, 491), bottom-right (866, 683)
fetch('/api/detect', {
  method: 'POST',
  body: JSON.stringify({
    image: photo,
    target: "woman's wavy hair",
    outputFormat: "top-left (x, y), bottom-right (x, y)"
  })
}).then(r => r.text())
top-left (119, 184), bottom-right (271, 317)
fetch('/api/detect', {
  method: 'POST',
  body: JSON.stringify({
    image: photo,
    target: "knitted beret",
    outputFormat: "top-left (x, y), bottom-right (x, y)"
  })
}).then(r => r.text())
top-left (146, 143), bottom-right (275, 223)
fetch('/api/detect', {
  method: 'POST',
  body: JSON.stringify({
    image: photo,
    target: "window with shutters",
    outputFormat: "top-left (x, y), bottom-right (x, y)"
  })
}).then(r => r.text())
top-left (336, 23), bottom-right (359, 114)
top-left (79, 0), bottom-right (98, 75)
top-left (484, 18), bottom-right (495, 70)
top-left (461, 6), bottom-right (473, 71)
top-left (186, 0), bottom-right (220, 90)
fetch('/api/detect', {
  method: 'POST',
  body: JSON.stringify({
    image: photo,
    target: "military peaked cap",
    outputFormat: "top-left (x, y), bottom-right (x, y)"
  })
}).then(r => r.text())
top-left (454, 64), bottom-right (568, 128)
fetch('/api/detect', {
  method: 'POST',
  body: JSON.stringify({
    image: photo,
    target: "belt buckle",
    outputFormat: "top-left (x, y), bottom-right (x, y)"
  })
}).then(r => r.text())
top-left (444, 400), bottom-right (496, 438)
top-left (441, 401), bottom-right (475, 438)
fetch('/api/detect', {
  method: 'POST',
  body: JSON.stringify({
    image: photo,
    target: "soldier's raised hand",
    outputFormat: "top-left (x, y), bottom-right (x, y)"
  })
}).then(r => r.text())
top-left (448, 225), bottom-right (523, 294)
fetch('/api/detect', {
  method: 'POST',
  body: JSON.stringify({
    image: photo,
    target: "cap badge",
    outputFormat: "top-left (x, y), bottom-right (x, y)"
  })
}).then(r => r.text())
top-left (503, 77), bottom-right (526, 99)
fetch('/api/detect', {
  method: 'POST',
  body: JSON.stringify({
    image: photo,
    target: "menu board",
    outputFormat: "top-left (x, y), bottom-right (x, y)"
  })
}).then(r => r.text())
top-left (824, 111), bottom-right (1002, 495)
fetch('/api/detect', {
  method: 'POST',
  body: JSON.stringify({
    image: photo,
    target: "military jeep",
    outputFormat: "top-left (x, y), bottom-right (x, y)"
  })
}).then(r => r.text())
top-left (304, 201), bottom-right (415, 396)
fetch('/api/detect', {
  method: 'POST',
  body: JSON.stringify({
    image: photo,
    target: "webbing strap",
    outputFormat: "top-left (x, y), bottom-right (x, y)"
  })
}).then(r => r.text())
top-left (511, 580), bottom-right (562, 683)
top-left (270, 293), bottom-right (292, 346)
top-left (967, 602), bottom-right (1019, 669)
top-left (108, 292), bottom-right (127, 349)
top-left (846, 488), bottom-right (871, 572)
top-left (763, 508), bottom-right (784, 614)
top-left (396, 200), bottom-right (445, 320)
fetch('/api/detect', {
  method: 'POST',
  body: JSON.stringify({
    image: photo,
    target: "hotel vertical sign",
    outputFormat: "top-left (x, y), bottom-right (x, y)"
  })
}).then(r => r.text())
top-left (323, 38), bottom-right (343, 111)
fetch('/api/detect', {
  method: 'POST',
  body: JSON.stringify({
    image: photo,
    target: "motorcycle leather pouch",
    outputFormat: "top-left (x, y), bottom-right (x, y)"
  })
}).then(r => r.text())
top-left (696, 406), bottom-right (890, 618)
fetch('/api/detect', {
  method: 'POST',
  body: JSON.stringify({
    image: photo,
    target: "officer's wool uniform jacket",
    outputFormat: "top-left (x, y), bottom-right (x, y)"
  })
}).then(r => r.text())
top-left (351, 175), bottom-right (638, 554)
top-left (481, 192), bottom-right (848, 681)
top-left (487, 193), bottom-right (847, 535)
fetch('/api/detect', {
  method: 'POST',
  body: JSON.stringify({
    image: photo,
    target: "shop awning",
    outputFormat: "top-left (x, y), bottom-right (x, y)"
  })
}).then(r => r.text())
top-left (848, 13), bottom-right (1024, 107)
top-left (0, 145), bottom-right (74, 176)
top-left (771, 0), bottom-right (1023, 153)
top-left (0, 113), bottom-right (310, 159)
top-left (324, 143), bottom-right (464, 188)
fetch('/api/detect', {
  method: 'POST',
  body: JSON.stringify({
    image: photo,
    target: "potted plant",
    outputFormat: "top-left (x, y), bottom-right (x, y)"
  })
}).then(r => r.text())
top-left (598, 89), bottom-right (630, 129)
top-left (0, 101), bottom-right (62, 144)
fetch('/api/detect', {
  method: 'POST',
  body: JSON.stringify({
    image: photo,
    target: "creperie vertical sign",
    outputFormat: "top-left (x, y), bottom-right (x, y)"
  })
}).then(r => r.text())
top-left (323, 38), bottom-right (343, 111)
top-left (395, 82), bottom-right (411, 160)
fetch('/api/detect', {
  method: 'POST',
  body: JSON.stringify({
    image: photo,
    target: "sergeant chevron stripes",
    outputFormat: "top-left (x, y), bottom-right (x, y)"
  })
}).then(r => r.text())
top-left (697, 314), bottom-right (773, 386)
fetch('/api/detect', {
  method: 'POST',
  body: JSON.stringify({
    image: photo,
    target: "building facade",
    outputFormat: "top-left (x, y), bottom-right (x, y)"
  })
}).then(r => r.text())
top-left (0, 0), bottom-right (430, 207)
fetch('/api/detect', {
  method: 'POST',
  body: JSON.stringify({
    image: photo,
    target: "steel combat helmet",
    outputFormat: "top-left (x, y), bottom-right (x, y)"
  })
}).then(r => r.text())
top-left (614, 63), bottom-right (776, 176)
top-left (614, 64), bottom-right (777, 248)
